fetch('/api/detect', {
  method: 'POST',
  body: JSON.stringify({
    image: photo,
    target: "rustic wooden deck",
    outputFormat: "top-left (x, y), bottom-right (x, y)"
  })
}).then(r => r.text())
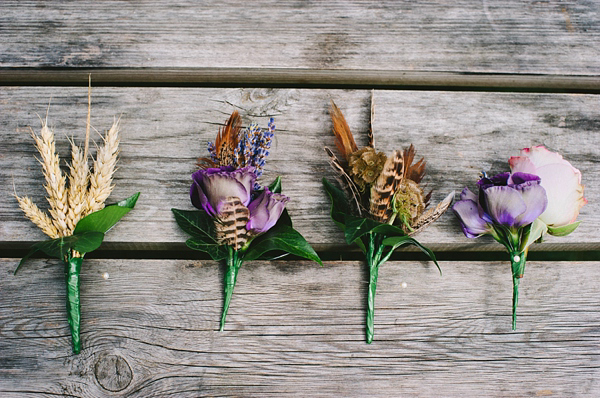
top-left (1, 1), bottom-right (599, 397)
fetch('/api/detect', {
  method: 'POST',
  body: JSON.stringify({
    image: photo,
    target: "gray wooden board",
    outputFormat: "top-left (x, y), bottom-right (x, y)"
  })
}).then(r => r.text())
top-left (1, 1), bottom-right (599, 75)
top-left (1, 258), bottom-right (599, 396)
top-left (1, 87), bottom-right (598, 250)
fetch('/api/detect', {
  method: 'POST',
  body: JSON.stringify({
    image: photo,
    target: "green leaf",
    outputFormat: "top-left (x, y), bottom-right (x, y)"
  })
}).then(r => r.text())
top-left (185, 238), bottom-right (229, 261)
top-left (344, 214), bottom-right (406, 245)
top-left (322, 178), bottom-right (351, 228)
top-left (243, 223), bottom-right (322, 265)
top-left (268, 176), bottom-right (282, 194)
top-left (172, 208), bottom-right (219, 244)
top-left (520, 219), bottom-right (547, 251)
top-left (74, 192), bottom-right (140, 234)
top-left (547, 221), bottom-right (581, 237)
top-left (382, 235), bottom-right (441, 274)
top-left (16, 231), bottom-right (105, 274)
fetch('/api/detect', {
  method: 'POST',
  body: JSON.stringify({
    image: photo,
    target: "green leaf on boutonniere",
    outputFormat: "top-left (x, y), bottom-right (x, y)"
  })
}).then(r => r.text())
top-left (242, 213), bottom-right (322, 265)
top-left (323, 178), bottom-right (351, 228)
top-left (268, 176), bottom-right (282, 194)
top-left (74, 192), bottom-right (140, 234)
top-left (547, 221), bottom-right (581, 237)
top-left (15, 231), bottom-right (105, 275)
top-left (186, 239), bottom-right (229, 261)
top-left (382, 235), bottom-right (441, 274)
top-left (172, 208), bottom-right (230, 261)
top-left (172, 208), bottom-right (219, 244)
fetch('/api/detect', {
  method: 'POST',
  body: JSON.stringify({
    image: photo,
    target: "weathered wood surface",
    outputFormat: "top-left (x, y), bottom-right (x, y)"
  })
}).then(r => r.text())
top-left (1, 87), bottom-right (597, 250)
top-left (1, 1), bottom-right (599, 76)
top-left (1, 258), bottom-right (599, 396)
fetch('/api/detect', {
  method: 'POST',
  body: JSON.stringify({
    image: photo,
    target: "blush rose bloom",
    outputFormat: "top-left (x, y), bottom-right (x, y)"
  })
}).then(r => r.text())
top-left (509, 146), bottom-right (586, 227)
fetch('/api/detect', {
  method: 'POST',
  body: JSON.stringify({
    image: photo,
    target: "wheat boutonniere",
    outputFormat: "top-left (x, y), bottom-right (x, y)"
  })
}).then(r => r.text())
top-left (14, 81), bottom-right (139, 354)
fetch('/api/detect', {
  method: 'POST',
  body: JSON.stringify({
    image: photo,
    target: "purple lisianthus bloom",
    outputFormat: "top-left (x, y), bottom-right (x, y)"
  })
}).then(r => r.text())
top-left (246, 188), bottom-right (289, 235)
top-left (190, 166), bottom-right (256, 217)
top-left (453, 172), bottom-right (548, 238)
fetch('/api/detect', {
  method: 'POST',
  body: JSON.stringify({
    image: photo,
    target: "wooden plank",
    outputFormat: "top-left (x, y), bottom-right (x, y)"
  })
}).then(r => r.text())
top-left (1, 1), bottom-right (599, 76)
top-left (1, 258), bottom-right (599, 396)
top-left (1, 87), bottom-right (598, 250)
top-left (3, 68), bottom-right (600, 93)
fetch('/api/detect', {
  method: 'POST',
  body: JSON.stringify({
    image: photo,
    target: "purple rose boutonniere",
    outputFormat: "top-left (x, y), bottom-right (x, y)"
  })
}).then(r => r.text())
top-left (453, 146), bottom-right (586, 329)
top-left (173, 111), bottom-right (321, 331)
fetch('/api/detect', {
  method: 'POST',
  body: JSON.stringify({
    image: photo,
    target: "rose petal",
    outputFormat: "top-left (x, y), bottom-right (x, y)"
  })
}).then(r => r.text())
top-left (452, 199), bottom-right (490, 238)
top-left (519, 145), bottom-right (571, 168)
top-left (484, 185), bottom-right (527, 226)
top-left (509, 156), bottom-right (536, 175)
top-left (535, 162), bottom-right (586, 226)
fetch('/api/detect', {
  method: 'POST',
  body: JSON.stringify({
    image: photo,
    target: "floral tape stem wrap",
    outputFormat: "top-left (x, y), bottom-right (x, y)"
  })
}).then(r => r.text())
top-left (172, 111), bottom-right (321, 331)
top-left (453, 146), bottom-right (586, 329)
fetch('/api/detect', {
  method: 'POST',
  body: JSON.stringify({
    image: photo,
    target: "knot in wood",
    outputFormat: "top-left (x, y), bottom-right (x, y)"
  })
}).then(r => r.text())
top-left (94, 354), bottom-right (133, 392)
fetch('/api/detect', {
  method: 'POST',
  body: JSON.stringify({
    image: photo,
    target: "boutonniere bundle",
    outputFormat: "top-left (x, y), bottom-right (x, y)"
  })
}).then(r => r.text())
top-left (14, 88), bottom-right (139, 354)
top-left (172, 111), bottom-right (321, 331)
top-left (453, 145), bottom-right (586, 329)
top-left (323, 95), bottom-right (453, 344)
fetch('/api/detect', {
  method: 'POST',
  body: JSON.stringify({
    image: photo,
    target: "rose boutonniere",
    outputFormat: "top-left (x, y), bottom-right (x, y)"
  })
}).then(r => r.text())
top-left (172, 111), bottom-right (321, 331)
top-left (453, 145), bottom-right (586, 329)
top-left (14, 86), bottom-right (139, 354)
top-left (323, 94), bottom-right (453, 344)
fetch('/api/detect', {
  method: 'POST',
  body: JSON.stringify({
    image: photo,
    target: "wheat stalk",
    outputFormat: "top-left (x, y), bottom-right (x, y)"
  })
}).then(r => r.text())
top-left (65, 140), bottom-right (90, 232)
top-left (86, 118), bottom-right (120, 215)
top-left (17, 81), bottom-right (121, 239)
top-left (31, 122), bottom-right (69, 236)
top-left (15, 194), bottom-right (60, 239)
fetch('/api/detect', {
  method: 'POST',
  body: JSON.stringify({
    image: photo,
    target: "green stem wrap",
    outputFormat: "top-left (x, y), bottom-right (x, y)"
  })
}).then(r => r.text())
top-left (510, 251), bottom-right (527, 331)
top-left (366, 233), bottom-right (384, 344)
top-left (220, 246), bottom-right (242, 332)
top-left (65, 254), bottom-right (83, 354)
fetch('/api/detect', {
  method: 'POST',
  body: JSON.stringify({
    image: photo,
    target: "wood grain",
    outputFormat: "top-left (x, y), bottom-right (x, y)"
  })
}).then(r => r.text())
top-left (1, 87), bottom-right (598, 249)
top-left (1, 258), bottom-right (599, 397)
top-left (1, 1), bottom-right (599, 76)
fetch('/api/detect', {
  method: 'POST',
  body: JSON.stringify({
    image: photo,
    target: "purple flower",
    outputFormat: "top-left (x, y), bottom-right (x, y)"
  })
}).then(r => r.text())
top-left (190, 166), bottom-right (256, 217)
top-left (453, 172), bottom-right (548, 238)
top-left (246, 188), bottom-right (289, 234)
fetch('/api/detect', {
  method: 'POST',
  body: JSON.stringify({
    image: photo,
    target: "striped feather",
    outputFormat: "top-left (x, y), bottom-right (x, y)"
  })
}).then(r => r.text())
top-left (198, 111), bottom-right (242, 168)
top-left (409, 191), bottom-right (454, 236)
top-left (215, 196), bottom-right (249, 250)
top-left (369, 150), bottom-right (404, 222)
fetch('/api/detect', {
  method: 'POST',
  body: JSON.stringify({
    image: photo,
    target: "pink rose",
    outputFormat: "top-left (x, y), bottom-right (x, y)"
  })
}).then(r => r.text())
top-left (509, 146), bottom-right (586, 227)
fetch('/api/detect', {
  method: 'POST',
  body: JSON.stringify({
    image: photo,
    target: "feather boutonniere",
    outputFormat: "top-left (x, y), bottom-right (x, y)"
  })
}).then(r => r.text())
top-left (14, 82), bottom-right (140, 354)
top-left (173, 111), bottom-right (321, 331)
top-left (323, 92), bottom-right (453, 343)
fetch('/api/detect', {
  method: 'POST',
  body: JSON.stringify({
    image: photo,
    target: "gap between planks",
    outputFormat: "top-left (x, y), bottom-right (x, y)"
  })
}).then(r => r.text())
top-left (2, 68), bottom-right (600, 93)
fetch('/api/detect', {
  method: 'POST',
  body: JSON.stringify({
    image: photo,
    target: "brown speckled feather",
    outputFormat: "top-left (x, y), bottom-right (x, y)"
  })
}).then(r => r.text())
top-left (409, 191), bottom-right (454, 236)
top-left (215, 196), bottom-right (249, 250)
top-left (369, 150), bottom-right (404, 222)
